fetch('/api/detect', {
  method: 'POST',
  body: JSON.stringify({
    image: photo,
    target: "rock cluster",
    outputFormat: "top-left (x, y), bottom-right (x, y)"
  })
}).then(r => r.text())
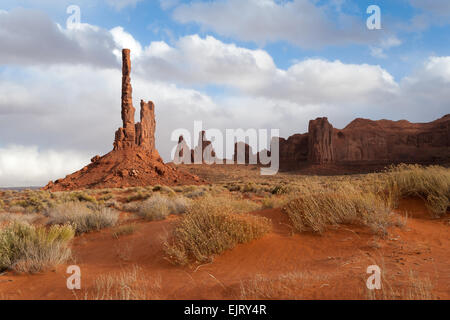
top-left (271, 114), bottom-right (450, 170)
top-left (44, 49), bottom-right (202, 191)
top-left (174, 131), bottom-right (217, 164)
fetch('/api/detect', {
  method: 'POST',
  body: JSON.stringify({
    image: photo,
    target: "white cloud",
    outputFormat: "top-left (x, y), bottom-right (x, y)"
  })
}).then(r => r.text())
top-left (111, 26), bottom-right (143, 58)
top-left (171, 0), bottom-right (380, 48)
top-left (131, 34), bottom-right (398, 105)
top-left (410, 0), bottom-right (450, 16)
top-left (0, 145), bottom-right (89, 187)
top-left (0, 8), bottom-right (119, 67)
top-left (370, 36), bottom-right (402, 59)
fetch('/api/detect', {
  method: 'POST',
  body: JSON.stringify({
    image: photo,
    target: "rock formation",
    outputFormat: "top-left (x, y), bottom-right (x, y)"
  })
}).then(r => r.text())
top-left (308, 117), bottom-right (334, 164)
top-left (262, 114), bottom-right (450, 171)
top-left (174, 135), bottom-right (192, 164)
top-left (192, 131), bottom-right (216, 163)
top-left (332, 115), bottom-right (450, 164)
top-left (233, 141), bottom-right (257, 164)
top-left (44, 49), bottom-right (203, 191)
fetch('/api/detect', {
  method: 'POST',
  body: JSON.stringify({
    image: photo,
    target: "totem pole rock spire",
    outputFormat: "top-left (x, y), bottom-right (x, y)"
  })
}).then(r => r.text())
top-left (43, 48), bottom-right (202, 191)
top-left (115, 48), bottom-right (136, 149)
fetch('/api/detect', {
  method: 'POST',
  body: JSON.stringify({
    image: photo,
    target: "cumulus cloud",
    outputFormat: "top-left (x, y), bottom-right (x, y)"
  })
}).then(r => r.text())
top-left (130, 34), bottom-right (398, 105)
top-left (370, 36), bottom-right (402, 59)
top-left (171, 0), bottom-right (380, 48)
top-left (409, 0), bottom-right (450, 17)
top-left (0, 8), bottom-right (119, 68)
top-left (0, 145), bottom-right (89, 187)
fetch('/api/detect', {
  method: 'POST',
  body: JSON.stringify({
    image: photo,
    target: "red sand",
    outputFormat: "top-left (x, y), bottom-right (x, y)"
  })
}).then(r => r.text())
top-left (0, 198), bottom-right (448, 300)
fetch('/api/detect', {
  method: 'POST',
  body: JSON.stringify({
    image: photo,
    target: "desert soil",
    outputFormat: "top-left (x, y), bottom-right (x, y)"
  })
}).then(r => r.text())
top-left (0, 197), bottom-right (448, 300)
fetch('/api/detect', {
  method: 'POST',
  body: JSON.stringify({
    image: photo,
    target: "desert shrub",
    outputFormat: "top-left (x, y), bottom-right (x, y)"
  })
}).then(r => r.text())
top-left (243, 183), bottom-right (257, 193)
top-left (85, 265), bottom-right (161, 300)
top-left (98, 193), bottom-right (114, 201)
top-left (239, 273), bottom-right (307, 299)
top-left (0, 222), bottom-right (74, 273)
top-left (261, 196), bottom-right (289, 209)
top-left (112, 224), bottom-right (138, 239)
top-left (172, 186), bottom-right (184, 193)
top-left (126, 192), bottom-right (151, 202)
top-left (152, 185), bottom-right (176, 195)
top-left (73, 192), bottom-right (97, 203)
top-left (271, 184), bottom-right (289, 195)
top-left (384, 164), bottom-right (450, 217)
top-left (105, 199), bottom-right (120, 209)
top-left (184, 189), bottom-right (206, 199)
top-left (284, 186), bottom-right (392, 236)
top-left (8, 205), bottom-right (25, 213)
top-left (164, 197), bottom-right (271, 265)
top-left (46, 202), bottom-right (119, 235)
top-left (136, 194), bottom-right (191, 221)
top-left (0, 213), bottom-right (41, 225)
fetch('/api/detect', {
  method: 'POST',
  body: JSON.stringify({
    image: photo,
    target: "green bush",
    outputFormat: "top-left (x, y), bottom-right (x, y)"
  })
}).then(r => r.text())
top-left (0, 222), bottom-right (74, 273)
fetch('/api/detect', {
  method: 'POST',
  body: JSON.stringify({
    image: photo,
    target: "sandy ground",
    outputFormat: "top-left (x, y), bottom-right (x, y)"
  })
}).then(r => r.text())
top-left (0, 197), bottom-right (448, 300)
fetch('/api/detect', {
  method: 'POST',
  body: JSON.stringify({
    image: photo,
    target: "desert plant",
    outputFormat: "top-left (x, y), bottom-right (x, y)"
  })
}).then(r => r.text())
top-left (136, 194), bottom-right (191, 221)
top-left (112, 224), bottom-right (138, 239)
top-left (164, 197), bottom-right (271, 265)
top-left (85, 265), bottom-right (161, 300)
top-left (46, 202), bottom-right (119, 235)
top-left (0, 222), bottom-right (74, 273)
top-left (384, 164), bottom-right (450, 217)
top-left (239, 273), bottom-right (309, 299)
top-left (126, 192), bottom-right (151, 202)
top-left (0, 213), bottom-right (42, 225)
top-left (284, 185), bottom-right (392, 235)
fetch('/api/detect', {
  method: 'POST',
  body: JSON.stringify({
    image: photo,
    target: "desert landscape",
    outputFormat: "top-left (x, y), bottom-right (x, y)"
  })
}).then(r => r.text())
top-left (1, 1), bottom-right (449, 308)
top-left (0, 49), bottom-right (448, 301)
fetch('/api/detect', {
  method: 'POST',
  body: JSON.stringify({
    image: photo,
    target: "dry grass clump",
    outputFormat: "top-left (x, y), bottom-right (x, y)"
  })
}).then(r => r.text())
top-left (84, 265), bottom-right (161, 300)
top-left (112, 224), bottom-right (138, 239)
top-left (384, 164), bottom-right (449, 217)
top-left (46, 202), bottom-right (119, 235)
top-left (135, 194), bottom-right (192, 221)
top-left (164, 196), bottom-right (271, 265)
top-left (0, 222), bottom-right (74, 273)
top-left (0, 213), bottom-right (42, 225)
top-left (126, 191), bottom-right (151, 203)
top-left (284, 185), bottom-right (392, 236)
top-left (239, 273), bottom-right (305, 299)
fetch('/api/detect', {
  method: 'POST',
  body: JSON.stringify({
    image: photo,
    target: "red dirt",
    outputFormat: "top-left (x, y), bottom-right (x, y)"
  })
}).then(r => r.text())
top-left (0, 198), bottom-right (448, 300)
top-left (43, 148), bottom-right (205, 192)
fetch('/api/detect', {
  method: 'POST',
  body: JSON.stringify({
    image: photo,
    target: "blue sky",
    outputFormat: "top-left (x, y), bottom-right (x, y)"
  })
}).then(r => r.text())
top-left (0, 0), bottom-right (449, 186)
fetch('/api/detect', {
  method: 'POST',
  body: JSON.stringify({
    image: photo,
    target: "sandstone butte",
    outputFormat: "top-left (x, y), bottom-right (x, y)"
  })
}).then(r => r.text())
top-left (44, 49), bottom-right (203, 191)
top-left (276, 115), bottom-right (450, 170)
top-left (227, 115), bottom-right (449, 171)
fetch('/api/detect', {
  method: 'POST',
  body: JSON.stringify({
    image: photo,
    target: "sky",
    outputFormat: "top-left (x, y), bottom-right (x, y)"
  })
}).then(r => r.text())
top-left (0, 0), bottom-right (449, 187)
